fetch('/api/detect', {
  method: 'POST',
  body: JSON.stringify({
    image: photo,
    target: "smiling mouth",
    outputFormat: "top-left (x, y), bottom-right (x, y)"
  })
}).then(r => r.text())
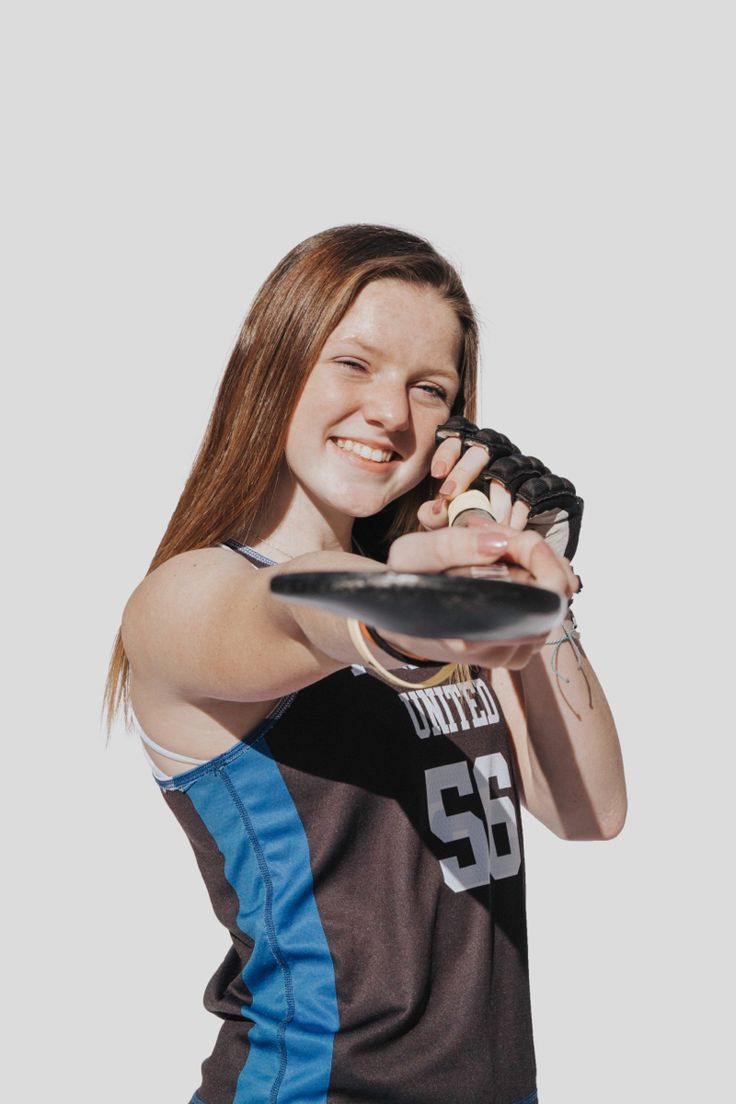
top-left (331, 437), bottom-right (399, 463)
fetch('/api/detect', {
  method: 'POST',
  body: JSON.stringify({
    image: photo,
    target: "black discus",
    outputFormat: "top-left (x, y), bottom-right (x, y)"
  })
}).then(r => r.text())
top-left (270, 571), bottom-right (565, 641)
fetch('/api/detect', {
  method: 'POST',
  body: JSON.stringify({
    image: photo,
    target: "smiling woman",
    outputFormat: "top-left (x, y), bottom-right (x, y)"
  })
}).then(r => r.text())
top-left (104, 224), bottom-right (624, 1104)
top-left (279, 278), bottom-right (462, 534)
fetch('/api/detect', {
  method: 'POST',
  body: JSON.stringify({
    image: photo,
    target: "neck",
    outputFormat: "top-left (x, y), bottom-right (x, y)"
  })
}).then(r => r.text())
top-left (236, 462), bottom-right (356, 561)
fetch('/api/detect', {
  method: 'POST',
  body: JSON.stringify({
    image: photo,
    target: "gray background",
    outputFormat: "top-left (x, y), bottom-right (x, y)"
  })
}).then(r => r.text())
top-left (3, 2), bottom-right (733, 1100)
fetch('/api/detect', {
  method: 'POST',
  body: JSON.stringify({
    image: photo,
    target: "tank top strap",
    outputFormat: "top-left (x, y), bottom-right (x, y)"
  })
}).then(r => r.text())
top-left (217, 539), bottom-right (277, 568)
top-left (218, 537), bottom-right (367, 564)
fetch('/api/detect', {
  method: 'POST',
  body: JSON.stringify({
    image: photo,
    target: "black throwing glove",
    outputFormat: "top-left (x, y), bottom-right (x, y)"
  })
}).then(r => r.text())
top-left (435, 416), bottom-right (584, 562)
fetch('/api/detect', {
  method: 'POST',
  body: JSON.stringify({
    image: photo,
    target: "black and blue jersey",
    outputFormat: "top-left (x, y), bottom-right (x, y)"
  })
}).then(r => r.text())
top-left (153, 541), bottom-right (537, 1104)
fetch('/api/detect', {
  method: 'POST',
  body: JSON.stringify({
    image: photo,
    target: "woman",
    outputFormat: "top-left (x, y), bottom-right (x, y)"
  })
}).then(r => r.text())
top-left (104, 224), bottom-right (626, 1104)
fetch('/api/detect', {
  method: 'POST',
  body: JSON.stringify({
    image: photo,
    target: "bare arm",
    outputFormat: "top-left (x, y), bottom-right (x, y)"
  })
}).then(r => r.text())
top-left (121, 526), bottom-right (571, 704)
top-left (492, 613), bottom-right (627, 841)
top-left (415, 426), bottom-right (625, 839)
top-left (122, 547), bottom-right (392, 703)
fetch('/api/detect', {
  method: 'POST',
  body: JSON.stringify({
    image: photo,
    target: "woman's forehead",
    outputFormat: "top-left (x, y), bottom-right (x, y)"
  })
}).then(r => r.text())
top-left (326, 280), bottom-right (463, 368)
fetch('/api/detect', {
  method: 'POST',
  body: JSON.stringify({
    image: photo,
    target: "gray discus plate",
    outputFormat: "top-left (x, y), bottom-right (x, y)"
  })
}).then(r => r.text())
top-left (270, 571), bottom-right (566, 641)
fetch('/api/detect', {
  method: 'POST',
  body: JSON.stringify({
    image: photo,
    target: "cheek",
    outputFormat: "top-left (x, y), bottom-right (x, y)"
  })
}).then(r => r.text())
top-left (414, 407), bottom-right (449, 456)
top-left (298, 375), bottom-right (353, 429)
top-left (287, 384), bottom-right (332, 443)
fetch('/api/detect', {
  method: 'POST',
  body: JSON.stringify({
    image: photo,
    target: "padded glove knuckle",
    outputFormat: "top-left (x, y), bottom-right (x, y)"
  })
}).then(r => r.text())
top-left (486, 454), bottom-right (549, 494)
top-left (466, 426), bottom-right (520, 458)
top-left (434, 418), bottom-right (585, 563)
top-left (435, 416), bottom-right (477, 447)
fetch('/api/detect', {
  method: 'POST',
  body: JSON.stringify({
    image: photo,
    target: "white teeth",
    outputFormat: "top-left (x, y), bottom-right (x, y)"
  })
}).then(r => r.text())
top-left (334, 438), bottom-right (394, 462)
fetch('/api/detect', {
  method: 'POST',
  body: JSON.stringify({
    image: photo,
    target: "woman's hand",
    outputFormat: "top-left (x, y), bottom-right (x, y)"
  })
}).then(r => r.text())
top-left (384, 522), bottom-right (577, 671)
top-left (419, 430), bottom-right (529, 530)
top-left (385, 418), bottom-right (583, 669)
top-left (419, 417), bottom-right (584, 563)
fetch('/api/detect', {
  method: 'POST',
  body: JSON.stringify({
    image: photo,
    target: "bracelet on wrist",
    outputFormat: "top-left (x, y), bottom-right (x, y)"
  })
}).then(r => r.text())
top-left (543, 607), bottom-right (582, 682)
top-left (347, 619), bottom-right (458, 691)
top-left (362, 623), bottom-right (440, 669)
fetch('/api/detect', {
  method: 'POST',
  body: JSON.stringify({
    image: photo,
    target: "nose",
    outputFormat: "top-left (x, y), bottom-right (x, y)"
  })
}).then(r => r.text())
top-left (362, 378), bottom-right (411, 433)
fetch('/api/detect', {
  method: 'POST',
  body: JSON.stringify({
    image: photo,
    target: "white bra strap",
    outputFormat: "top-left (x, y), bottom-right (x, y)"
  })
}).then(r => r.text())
top-left (136, 724), bottom-right (208, 765)
top-left (139, 742), bottom-right (174, 782)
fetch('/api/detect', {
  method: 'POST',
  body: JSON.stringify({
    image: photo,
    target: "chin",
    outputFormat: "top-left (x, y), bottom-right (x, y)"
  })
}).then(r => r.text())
top-left (314, 479), bottom-right (402, 520)
top-left (349, 502), bottom-right (390, 519)
top-left (334, 492), bottom-right (394, 519)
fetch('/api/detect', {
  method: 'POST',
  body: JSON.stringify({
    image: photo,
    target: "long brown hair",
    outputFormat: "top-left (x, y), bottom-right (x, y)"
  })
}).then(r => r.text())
top-left (102, 224), bottom-right (480, 735)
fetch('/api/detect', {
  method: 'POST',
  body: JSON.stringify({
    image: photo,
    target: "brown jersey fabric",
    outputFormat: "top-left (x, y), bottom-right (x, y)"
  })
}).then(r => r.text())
top-left (155, 541), bottom-right (537, 1104)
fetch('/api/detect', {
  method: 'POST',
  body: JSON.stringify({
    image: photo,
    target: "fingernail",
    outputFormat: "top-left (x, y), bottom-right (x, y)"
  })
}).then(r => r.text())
top-left (439, 479), bottom-right (456, 496)
top-left (477, 532), bottom-right (509, 553)
top-left (433, 460), bottom-right (449, 478)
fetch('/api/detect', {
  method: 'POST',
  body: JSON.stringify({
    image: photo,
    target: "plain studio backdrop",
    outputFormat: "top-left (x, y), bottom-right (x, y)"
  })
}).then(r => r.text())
top-left (2, 2), bottom-right (732, 1101)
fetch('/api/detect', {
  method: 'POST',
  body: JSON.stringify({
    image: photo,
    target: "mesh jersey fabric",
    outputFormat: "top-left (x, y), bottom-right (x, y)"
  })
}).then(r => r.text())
top-left (152, 540), bottom-right (537, 1104)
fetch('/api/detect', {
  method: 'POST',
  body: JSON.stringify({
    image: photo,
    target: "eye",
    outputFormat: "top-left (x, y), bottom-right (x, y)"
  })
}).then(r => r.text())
top-left (416, 383), bottom-right (448, 401)
top-left (336, 358), bottom-right (366, 371)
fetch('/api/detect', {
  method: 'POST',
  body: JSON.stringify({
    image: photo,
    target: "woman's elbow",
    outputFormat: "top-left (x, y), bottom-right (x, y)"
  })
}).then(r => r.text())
top-left (602, 800), bottom-right (628, 840)
top-left (561, 798), bottom-right (628, 842)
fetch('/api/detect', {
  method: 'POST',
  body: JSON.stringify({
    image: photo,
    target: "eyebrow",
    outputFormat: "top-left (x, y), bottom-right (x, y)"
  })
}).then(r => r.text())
top-left (332, 335), bottom-right (460, 381)
top-left (337, 336), bottom-right (382, 355)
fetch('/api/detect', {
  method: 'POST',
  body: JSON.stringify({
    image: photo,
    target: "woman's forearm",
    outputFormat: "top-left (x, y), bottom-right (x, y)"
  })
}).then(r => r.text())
top-left (514, 614), bottom-right (627, 840)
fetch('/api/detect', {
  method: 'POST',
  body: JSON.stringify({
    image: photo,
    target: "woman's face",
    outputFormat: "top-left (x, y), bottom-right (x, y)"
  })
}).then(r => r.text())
top-left (284, 278), bottom-right (463, 521)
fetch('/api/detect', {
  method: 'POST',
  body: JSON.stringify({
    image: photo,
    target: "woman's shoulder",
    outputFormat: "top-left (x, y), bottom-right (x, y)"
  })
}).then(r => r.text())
top-left (121, 546), bottom-right (260, 686)
top-left (120, 542), bottom-right (332, 706)
top-left (127, 544), bottom-right (255, 609)
top-left (148, 542), bottom-right (256, 578)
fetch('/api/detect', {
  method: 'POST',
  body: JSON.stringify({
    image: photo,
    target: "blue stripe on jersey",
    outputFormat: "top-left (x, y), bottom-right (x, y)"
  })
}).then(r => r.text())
top-left (185, 728), bottom-right (339, 1104)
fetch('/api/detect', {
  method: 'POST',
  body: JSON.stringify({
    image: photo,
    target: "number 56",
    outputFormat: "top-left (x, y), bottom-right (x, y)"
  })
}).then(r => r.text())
top-left (425, 753), bottom-right (521, 893)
